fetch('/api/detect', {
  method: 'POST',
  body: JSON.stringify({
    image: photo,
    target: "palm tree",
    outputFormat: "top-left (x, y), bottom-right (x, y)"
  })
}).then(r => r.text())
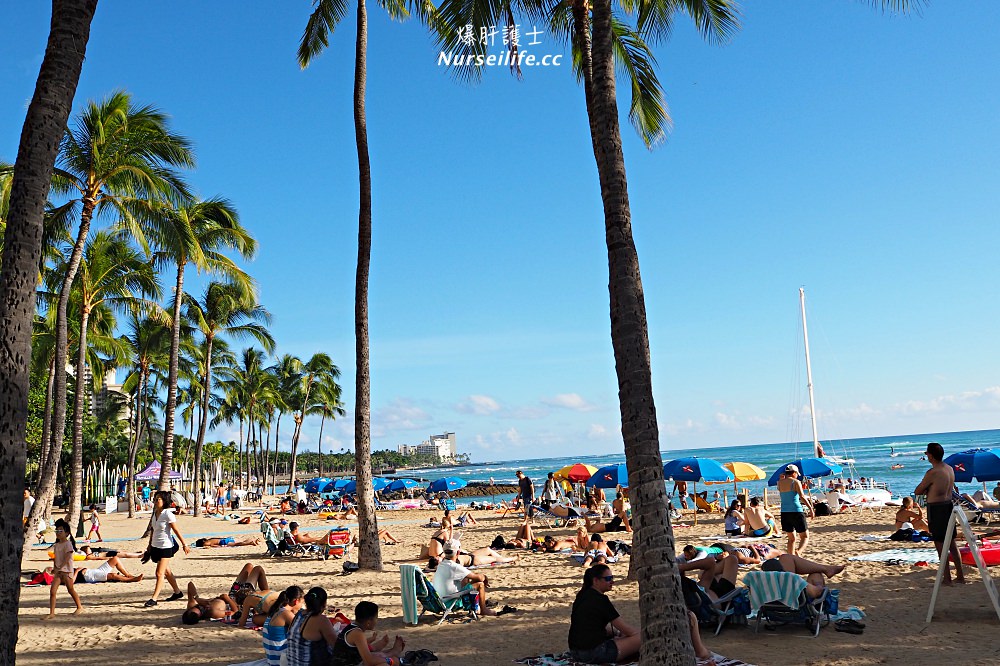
top-left (307, 374), bottom-right (346, 477)
top-left (56, 230), bottom-right (160, 529)
top-left (28, 90), bottom-right (194, 528)
top-left (287, 353), bottom-right (335, 494)
top-left (140, 197), bottom-right (255, 489)
top-left (298, 0), bottom-right (433, 572)
top-left (267, 354), bottom-right (303, 494)
top-left (186, 281), bottom-right (273, 514)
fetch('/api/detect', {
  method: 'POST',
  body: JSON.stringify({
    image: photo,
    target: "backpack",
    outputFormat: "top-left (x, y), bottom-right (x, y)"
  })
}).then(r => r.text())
top-left (814, 502), bottom-right (831, 517)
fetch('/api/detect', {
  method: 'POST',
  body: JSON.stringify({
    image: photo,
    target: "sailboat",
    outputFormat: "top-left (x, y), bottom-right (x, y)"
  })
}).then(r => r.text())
top-left (798, 289), bottom-right (892, 503)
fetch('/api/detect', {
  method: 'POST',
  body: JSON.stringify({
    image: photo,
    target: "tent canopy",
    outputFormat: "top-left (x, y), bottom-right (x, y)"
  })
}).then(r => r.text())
top-left (135, 460), bottom-right (182, 480)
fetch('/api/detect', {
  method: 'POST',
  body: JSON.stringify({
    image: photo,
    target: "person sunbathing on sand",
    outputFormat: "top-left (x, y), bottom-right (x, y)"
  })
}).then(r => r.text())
top-left (79, 546), bottom-right (145, 560)
top-left (584, 514), bottom-right (629, 534)
top-left (181, 580), bottom-right (239, 624)
top-left (543, 535), bottom-right (578, 552)
top-left (352, 529), bottom-right (399, 546)
top-left (70, 556), bottom-right (143, 585)
top-left (194, 536), bottom-right (261, 548)
top-left (895, 497), bottom-right (929, 532)
top-left (451, 543), bottom-right (518, 567)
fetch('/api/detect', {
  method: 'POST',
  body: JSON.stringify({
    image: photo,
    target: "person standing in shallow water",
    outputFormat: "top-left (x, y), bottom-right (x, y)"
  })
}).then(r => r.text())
top-left (916, 442), bottom-right (965, 585)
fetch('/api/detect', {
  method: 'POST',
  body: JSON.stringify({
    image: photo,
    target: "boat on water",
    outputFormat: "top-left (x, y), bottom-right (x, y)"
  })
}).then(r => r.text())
top-left (890, 446), bottom-right (924, 458)
top-left (797, 289), bottom-right (894, 504)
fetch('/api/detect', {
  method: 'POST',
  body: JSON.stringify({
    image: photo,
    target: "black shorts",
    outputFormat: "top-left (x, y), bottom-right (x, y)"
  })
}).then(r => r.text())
top-left (148, 545), bottom-right (175, 563)
top-left (709, 576), bottom-right (736, 598)
top-left (927, 501), bottom-right (954, 542)
top-left (762, 558), bottom-right (785, 573)
top-left (780, 511), bottom-right (808, 534)
top-left (570, 639), bottom-right (619, 664)
top-left (605, 516), bottom-right (625, 533)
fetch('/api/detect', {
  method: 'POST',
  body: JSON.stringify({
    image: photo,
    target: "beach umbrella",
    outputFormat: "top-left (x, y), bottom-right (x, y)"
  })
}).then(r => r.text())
top-left (663, 457), bottom-right (734, 525)
top-left (372, 477), bottom-right (391, 492)
top-left (586, 463), bottom-right (629, 489)
top-left (428, 477), bottom-right (467, 493)
top-left (554, 463), bottom-right (599, 483)
top-left (387, 478), bottom-right (420, 492)
top-left (342, 477), bottom-right (391, 494)
top-left (944, 448), bottom-right (1000, 483)
top-left (766, 458), bottom-right (842, 486)
top-left (304, 477), bottom-right (332, 494)
top-left (705, 461), bottom-right (768, 500)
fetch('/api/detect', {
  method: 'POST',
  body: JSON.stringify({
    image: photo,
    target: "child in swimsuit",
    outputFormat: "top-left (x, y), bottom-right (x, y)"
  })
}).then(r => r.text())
top-left (87, 505), bottom-right (102, 542)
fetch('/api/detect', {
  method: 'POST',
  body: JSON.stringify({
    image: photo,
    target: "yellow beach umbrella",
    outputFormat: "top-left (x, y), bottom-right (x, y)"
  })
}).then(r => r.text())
top-left (553, 463), bottom-right (599, 483)
top-left (706, 461), bottom-right (767, 505)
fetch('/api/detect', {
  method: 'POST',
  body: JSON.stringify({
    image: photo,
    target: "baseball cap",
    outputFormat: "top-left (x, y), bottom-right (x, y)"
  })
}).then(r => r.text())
top-left (785, 464), bottom-right (800, 474)
top-left (443, 539), bottom-right (460, 553)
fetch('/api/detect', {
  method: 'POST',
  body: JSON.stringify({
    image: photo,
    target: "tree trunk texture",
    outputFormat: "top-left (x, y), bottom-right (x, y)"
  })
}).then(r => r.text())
top-left (29, 195), bottom-right (95, 530)
top-left (288, 376), bottom-right (315, 495)
top-left (0, 2), bottom-right (98, 663)
top-left (158, 264), bottom-right (184, 489)
top-left (317, 412), bottom-right (326, 478)
top-left (66, 306), bottom-right (90, 529)
top-left (126, 369), bottom-right (145, 518)
top-left (353, 0), bottom-right (382, 572)
top-left (192, 336), bottom-right (213, 516)
top-left (272, 412), bottom-right (282, 495)
top-left (588, 0), bottom-right (692, 663)
top-left (38, 355), bottom-right (56, 480)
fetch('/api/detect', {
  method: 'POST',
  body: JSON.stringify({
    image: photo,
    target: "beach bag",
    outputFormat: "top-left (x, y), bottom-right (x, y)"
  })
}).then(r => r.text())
top-left (814, 502), bottom-right (831, 517)
top-left (890, 528), bottom-right (915, 542)
top-left (27, 571), bottom-right (54, 586)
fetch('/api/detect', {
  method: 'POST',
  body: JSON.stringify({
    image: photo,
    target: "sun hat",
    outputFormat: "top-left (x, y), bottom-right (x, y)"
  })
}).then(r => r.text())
top-left (785, 464), bottom-right (800, 474)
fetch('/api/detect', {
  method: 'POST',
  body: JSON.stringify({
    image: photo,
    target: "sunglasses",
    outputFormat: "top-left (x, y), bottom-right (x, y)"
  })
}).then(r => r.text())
top-left (601, 575), bottom-right (614, 582)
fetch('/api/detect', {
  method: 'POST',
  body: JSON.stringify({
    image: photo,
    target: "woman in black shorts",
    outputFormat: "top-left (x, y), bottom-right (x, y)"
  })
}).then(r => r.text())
top-left (144, 490), bottom-right (190, 607)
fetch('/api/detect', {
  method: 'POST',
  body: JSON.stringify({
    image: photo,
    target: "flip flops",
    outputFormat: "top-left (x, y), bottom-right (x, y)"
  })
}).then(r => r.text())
top-left (496, 604), bottom-right (520, 616)
top-left (835, 618), bottom-right (865, 634)
top-left (402, 649), bottom-right (439, 666)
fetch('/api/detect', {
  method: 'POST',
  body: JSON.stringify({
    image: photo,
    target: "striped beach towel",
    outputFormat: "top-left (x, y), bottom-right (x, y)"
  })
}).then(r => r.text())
top-left (400, 564), bottom-right (420, 625)
top-left (743, 571), bottom-right (807, 609)
top-left (514, 652), bottom-right (754, 666)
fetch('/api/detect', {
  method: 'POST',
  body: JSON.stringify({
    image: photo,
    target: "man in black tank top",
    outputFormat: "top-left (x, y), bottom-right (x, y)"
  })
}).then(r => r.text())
top-left (332, 601), bottom-right (405, 666)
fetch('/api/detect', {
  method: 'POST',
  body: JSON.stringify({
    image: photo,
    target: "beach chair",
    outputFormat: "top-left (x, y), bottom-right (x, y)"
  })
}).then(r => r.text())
top-left (953, 489), bottom-right (1000, 524)
top-left (260, 515), bottom-right (286, 557)
top-left (399, 563), bottom-right (478, 625)
top-left (322, 527), bottom-right (351, 560)
top-left (743, 570), bottom-right (827, 637)
top-left (681, 575), bottom-right (749, 636)
top-left (441, 498), bottom-right (457, 512)
top-left (691, 494), bottom-right (722, 514)
top-left (284, 535), bottom-right (321, 558)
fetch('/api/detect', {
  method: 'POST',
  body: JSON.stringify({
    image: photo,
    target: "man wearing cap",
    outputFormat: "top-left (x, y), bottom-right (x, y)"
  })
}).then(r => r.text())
top-left (432, 540), bottom-right (497, 616)
top-left (776, 464), bottom-right (814, 556)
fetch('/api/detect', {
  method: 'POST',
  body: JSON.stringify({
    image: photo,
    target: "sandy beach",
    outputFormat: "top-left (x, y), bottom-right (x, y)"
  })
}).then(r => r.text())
top-left (17, 503), bottom-right (1000, 666)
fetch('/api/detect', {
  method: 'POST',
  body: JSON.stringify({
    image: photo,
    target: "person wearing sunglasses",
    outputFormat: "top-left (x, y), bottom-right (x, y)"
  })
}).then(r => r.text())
top-left (567, 565), bottom-right (639, 663)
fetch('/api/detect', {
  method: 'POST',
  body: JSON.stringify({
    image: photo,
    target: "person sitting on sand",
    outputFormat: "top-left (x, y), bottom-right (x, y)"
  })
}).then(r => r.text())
top-left (182, 580), bottom-right (240, 624)
top-left (584, 513), bottom-right (629, 534)
top-left (286, 587), bottom-right (340, 663)
top-left (574, 526), bottom-right (592, 551)
top-left (432, 541), bottom-right (497, 616)
top-left (724, 500), bottom-right (744, 536)
top-left (331, 601), bottom-right (406, 666)
top-left (455, 511), bottom-right (478, 527)
top-left (760, 552), bottom-right (845, 599)
top-left (262, 586), bottom-right (304, 665)
top-left (194, 536), bottom-right (262, 548)
top-left (895, 497), bottom-right (929, 532)
top-left (568, 564), bottom-right (641, 664)
top-left (743, 497), bottom-right (776, 537)
top-left (279, 497), bottom-right (293, 514)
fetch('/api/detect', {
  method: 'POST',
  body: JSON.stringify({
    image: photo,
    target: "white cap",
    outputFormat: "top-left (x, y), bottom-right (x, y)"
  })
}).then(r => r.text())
top-left (443, 539), bottom-right (460, 554)
top-left (785, 464), bottom-right (800, 474)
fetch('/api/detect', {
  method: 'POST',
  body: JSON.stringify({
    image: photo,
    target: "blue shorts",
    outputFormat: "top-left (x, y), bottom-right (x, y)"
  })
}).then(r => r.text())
top-left (570, 639), bottom-right (618, 664)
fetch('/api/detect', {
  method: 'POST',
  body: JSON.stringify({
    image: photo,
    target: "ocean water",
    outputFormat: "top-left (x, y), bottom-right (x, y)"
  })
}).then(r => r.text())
top-left (409, 428), bottom-right (1000, 503)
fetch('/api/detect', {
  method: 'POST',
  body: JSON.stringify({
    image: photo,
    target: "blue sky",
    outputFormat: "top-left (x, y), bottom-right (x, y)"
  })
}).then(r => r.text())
top-left (4, 1), bottom-right (999, 462)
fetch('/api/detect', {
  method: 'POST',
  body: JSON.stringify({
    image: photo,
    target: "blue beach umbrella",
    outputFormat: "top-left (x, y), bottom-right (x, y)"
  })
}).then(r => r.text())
top-left (428, 477), bottom-right (467, 493)
top-left (342, 477), bottom-right (391, 494)
top-left (304, 477), bottom-right (332, 494)
top-left (944, 448), bottom-right (1000, 483)
top-left (586, 463), bottom-right (629, 489)
top-left (372, 477), bottom-right (391, 492)
top-left (663, 457), bottom-right (735, 483)
top-left (387, 478), bottom-right (420, 492)
top-left (766, 458), bottom-right (842, 486)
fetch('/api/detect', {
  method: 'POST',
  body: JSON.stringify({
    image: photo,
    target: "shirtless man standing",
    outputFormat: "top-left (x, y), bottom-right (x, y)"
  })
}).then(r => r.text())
top-left (915, 442), bottom-right (965, 585)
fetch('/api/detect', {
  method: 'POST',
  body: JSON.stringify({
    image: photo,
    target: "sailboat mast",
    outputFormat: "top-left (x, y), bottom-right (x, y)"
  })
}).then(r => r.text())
top-left (800, 288), bottom-right (822, 457)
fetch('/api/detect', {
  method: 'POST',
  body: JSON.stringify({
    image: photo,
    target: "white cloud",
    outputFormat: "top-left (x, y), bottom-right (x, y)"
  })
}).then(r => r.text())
top-left (542, 393), bottom-right (597, 412)
top-left (371, 398), bottom-right (432, 437)
top-left (712, 412), bottom-right (775, 430)
top-left (892, 387), bottom-right (1000, 417)
top-left (456, 394), bottom-right (502, 415)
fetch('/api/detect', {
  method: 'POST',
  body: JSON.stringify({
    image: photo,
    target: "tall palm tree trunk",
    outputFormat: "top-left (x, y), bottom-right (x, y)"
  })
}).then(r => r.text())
top-left (352, 0), bottom-right (381, 572)
top-left (38, 356), bottom-right (56, 480)
top-left (66, 306), bottom-right (92, 529)
top-left (317, 412), bottom-right (327, 478)
top-left (158, 265), bottom-right (185, 489)
top-left (588, 0), bottom-right (690, 661)
top-left (272, 412), bottom-right (282, 495)
top-left (126, 370), bottom-right (146, 518)
top-left (31, 196), bottom-right (95, 529)
top-left (192, 336), bottom-right (214, 516)
top-left (0, 1), bottom-right (98, 659)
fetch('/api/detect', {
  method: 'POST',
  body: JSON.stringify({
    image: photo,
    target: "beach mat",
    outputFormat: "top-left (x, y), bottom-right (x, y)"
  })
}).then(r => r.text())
top-left (848, 547), bottom-right (938, 564)
top-left (515, 652), bottom-right (754, 666)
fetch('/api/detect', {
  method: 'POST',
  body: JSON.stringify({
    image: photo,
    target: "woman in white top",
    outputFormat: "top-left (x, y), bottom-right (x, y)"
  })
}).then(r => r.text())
top-left (144, 490), bottom-right (190, 607)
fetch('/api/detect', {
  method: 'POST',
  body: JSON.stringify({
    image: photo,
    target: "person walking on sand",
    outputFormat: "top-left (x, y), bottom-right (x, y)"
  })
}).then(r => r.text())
top-left (144, 490), bottom-right (190, 607)
top-left (86, 504), bottom-right (103, 542)
top-left (777, 464), bottom-right (814, 556)
top-left (43, 519), bottom-right (82, 619)
top-left (916, 442), bottom-right (965, 585)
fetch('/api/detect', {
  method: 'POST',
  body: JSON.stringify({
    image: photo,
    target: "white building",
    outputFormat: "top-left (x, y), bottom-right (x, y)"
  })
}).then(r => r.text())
top-left (397, 432), bottom-right (457, 462)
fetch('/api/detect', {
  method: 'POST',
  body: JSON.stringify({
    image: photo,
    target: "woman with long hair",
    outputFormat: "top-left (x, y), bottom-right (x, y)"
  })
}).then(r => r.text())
top-left (568, 564), bottom-right (640, 663)
top-left (724, 500), bottom-right (744, 536)
top-left (263, 585), bottom-right (305, 666)
top-left (144, 490), bottom-right (189, 607)
top-left (286, 587), bottom-right (338, 665)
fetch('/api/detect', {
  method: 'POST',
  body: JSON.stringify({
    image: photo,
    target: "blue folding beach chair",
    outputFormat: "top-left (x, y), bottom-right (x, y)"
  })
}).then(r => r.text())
top-left (399, 564), bottom-right (478, 625)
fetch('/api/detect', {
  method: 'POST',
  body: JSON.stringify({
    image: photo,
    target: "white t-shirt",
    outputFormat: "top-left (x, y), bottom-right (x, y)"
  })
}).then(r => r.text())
top-left (150, 509), bottom-right (177, 548)
top-left (82, 560), bottom-right (113, 583)
top-left (432, 558), bottom-right (471, 597)
top-left (24, 495), bottom-right (35, 519)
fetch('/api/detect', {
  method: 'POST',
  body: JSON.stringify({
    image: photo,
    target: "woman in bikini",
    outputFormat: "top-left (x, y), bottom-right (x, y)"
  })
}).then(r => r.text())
top-left (194, 536), bottom-right (261, 548)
